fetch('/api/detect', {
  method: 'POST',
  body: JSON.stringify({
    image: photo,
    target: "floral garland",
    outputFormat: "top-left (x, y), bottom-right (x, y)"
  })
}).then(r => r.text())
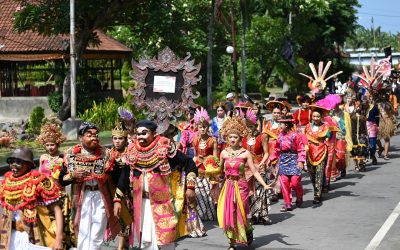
top-left (0, 170), bottom-right (60, 222)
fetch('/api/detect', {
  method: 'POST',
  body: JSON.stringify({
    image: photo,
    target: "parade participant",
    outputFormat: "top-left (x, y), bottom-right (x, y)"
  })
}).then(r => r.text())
top-left (242, 109), bottom-right (271, 224)
top-left (118, 107), bottom-right (136, 143)
top-left (277, 97), bottom-right (292, 116)
top-left (225, 92), bottom-right (235, 113)
top-left (293, 94), bottom-right (313, 130)
top-left (218, 116), bottom-right (271, 249)
top-left (317, 95), bottom-right (352, 182)
top-left (36, 119), bottom-right (66, 181)
top-left (178, 108), bottom-right (197, 157)
top-left (36, 119), bottom-right (75, 248)
top-left (191, 108), bottom-right (217, 235)
top-left (114, 120), bottom-right (198, 250)
top-left (211, 103), bottom-right (227, 157)
top-left (344, 89), bottom-right (357, 115)
top-left (355, 57), bottom-right (392, 165)
top-left (251, 102), bottom-right (263, 133)
top-left (107, 121), bottom-right (132, 250)
top-left (376, 90), bottom-right (397, 160)
top-left (0, 147), bottom-right (63, 250)
top-left (263, 101), bottom-right (284, 201)
top-left (59, 122), bottom-right (120, 250)
top-left (351, 101), bottom-right (368, 172)
top-left (305, 106), bottom-right (331, 204)
top-left (365, 93), bottom-right (380, 165)
top-left (268, 115), bottom-right (305, 212)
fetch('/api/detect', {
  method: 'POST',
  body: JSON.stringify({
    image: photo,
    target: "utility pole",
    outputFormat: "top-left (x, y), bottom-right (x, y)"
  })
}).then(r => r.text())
top-left (70, 0), bottom-right (77, 119)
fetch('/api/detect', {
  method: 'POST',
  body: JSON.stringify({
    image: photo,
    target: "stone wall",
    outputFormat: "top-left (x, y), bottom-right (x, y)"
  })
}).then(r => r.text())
top-left (0, 96), bottom-right (54, 121)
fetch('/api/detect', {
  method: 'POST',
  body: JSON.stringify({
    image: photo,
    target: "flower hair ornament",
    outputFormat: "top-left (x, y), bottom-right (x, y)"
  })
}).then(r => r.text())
top-left (299, 61), bottom-right (343, 94)
top-left (220, 115), bottom-right (251, 139)
top-left (36, 118), bottom-right (66, 145)
top-left (355, 57), bottom-right (392, 93)
top-left (194, 107), bottom-right (210, 127)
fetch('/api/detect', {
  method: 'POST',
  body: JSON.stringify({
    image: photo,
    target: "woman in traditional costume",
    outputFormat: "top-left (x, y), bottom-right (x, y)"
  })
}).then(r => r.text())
top-left (36, 119), bottom-right (74, 248)
top-left (242, 109), bottom-right (271, 224)
top-left (0, 147), bottom-right (63, 250)
top-left (305, 105), bottom-right (331, 204)
top-left (211, 103), bottom-right (227, 157)
top-left (262, 101), bottom-right (284, 201)
top-left (190, 107), bottom-right (217, 236)
top-left (218, 116), bottom-right (271, 250)
top-left (268, 115), bottom-right (305, 212)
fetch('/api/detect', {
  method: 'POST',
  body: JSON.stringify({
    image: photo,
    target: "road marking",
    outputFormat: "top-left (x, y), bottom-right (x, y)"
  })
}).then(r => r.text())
top-left (365, 201), bottom-right (400, 250)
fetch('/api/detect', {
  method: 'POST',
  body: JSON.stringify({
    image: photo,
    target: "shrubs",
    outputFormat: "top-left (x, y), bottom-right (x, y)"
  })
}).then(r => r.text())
top-left (79, 97), bottom-right (120, 131)
top-left (27, 106), bottom-right (45, 135)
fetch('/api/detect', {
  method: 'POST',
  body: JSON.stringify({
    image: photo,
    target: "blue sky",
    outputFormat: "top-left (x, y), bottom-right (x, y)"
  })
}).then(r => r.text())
top-left (357, 0), bottom-right (400, 33)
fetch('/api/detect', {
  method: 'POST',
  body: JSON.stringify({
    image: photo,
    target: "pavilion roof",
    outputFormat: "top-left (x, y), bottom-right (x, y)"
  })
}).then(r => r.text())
top-left (0, 0), bottom-right (132, 61)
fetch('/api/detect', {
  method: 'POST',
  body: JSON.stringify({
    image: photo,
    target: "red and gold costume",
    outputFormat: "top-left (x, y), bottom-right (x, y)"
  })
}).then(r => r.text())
top-left (293, 109), bottom-right (312, 129)
top-left (305, 122), bottom-right (330, 201)
top-left (262, 120), bottom-right (281, 165)
top-left (0, 170), bottom-right (60, 249)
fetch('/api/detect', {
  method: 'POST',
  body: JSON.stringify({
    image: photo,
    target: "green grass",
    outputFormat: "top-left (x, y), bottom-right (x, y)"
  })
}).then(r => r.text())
top-left (0, 131), bottom-right (113, 164)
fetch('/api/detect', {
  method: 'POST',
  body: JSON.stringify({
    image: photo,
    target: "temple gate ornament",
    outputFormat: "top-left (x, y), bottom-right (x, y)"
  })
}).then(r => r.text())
top-left (129, 47), bottom-right (201, 133)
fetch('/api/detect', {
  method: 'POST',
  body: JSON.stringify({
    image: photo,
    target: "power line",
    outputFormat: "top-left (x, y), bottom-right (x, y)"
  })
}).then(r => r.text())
top-left (358, 11), bottom-right (400, 18)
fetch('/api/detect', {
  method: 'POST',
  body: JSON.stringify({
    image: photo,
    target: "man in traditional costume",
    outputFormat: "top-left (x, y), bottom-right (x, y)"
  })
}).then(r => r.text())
top-left (0, 147), bottom-right (63, 250)
top-left (59, 122), bottom-right (120, 250)
top-left (114, 120), bottom-right (198, 250)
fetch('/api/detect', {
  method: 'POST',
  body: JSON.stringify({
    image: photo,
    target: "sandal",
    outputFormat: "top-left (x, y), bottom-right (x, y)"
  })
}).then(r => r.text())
top-left (384, 155), bottom-right (390, 160)
top-left (280, 206), bottom-right (293, 212)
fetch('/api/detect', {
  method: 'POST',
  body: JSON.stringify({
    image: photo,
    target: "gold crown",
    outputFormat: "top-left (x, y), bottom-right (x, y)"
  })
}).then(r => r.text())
top-left (220, 115), bottom-right (251, 139)
top-left (112, 121), bottom-right (128, 137)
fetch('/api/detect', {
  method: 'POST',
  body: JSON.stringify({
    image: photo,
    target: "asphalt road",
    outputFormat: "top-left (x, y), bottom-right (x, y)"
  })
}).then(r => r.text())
top-left (104, 135), bottom-right (400, 250)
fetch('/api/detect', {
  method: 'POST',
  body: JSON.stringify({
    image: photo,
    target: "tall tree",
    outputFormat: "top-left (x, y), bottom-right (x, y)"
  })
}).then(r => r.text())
top-left (13, 0), bottom-right (149, 120)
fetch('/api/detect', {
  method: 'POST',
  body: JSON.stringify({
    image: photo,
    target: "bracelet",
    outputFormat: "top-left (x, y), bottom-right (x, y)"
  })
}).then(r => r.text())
top-left (113, 198), bottom-right (122, 203)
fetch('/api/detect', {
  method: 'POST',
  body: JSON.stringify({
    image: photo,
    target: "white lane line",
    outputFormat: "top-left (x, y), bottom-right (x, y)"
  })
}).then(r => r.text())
top-left (365, 201), bottom-right (400, 250)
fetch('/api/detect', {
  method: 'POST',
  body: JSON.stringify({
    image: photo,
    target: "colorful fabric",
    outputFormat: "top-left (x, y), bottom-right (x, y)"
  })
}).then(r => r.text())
top-left (279, 175), bottom-right (303, 208)
top-left (217, 155), bottom-right (250, 245)
top-left (308, 159), bottom-right (326, 199)
top-left (366, 121), bottom-right (378, 138)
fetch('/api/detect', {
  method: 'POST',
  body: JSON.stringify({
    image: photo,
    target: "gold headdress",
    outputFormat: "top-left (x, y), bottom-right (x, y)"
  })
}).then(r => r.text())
top-left (112, 121), bottom-right (128, 137)
top-left (219, 115), bottom-right (251, 139)
top-left (299, 61), bottom-right (343, 94)
top-left (36, 118), bottom-right (66, 145)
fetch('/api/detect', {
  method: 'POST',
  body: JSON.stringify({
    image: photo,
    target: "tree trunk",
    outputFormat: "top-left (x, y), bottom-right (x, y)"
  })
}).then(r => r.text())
top-left (206, 0), bottom-right (215, 110)
top-left (57, 72), bottom-right (71, 121)
top-left (240, 1), bottom-right (246, 99)
top-left (56, 27), bottom-right (92, 121)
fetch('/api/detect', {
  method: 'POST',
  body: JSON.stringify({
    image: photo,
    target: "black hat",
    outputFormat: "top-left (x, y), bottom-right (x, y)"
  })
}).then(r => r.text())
top-left (78, 122), bottom-right (99, 136)
top-left (7, 146), bottom-right (34, 166)
top-left (136, 120), bottom-right (158, 132)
